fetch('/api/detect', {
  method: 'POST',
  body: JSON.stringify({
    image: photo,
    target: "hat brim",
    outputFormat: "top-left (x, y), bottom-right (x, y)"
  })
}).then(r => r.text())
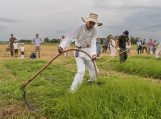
top-left (81, 17), bottom-right (102, 26)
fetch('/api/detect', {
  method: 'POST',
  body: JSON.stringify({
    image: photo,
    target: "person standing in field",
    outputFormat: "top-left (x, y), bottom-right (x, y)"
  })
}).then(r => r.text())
top-left (147, 39), bottom-right (154, 54)
top-left (142, 39), bottom-right (147, 53)
top-left (116, 30), bottom-right (130, 63)
top-left (57, 13), bottom-right (102, 92)
top-left (156, 42), bottom-right (161, 58)
top-left (136, 38), bottom-right (142, 54)
top-left (9, 34), bottom-right (17, 57)
top-left (20, 43), bottom-right (25, 59)
top-left (32, 33), bottom-right (43, 58)
top-left (153, 40), bottom-right (157, 54)
top-left (13, 41), bottom-right (19, 57)
top-left (109, 35), bottom-right (116, 56)
top-left (126, 40), bottom-right (131, 54)
top-left (60, 35), bottom-right (68, 56)
top-left (96, 38), bottom-right (102, 57)
top-left (102, 37), bottom-right (109, 53)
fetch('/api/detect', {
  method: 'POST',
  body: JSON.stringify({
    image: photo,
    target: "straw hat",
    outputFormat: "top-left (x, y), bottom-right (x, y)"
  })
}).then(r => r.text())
top-left (81, 13), bottom-right (102, 26)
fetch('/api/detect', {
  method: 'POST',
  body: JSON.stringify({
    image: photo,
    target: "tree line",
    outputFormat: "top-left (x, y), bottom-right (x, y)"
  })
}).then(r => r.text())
top-left (0, 36), bottom-right (138, 44)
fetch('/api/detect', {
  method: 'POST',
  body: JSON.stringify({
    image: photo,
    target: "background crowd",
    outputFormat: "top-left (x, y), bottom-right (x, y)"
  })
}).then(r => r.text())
top-left (6, 33), bottom-right (161, 60)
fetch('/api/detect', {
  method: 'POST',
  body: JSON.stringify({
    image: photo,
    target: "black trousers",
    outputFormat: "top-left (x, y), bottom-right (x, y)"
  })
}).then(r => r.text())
top-left (119, 48), bottom-right (128, 63)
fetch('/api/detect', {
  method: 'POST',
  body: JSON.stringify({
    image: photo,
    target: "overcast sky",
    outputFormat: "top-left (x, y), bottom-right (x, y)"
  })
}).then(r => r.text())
top-left (0, 0), bottom-right (161, 41)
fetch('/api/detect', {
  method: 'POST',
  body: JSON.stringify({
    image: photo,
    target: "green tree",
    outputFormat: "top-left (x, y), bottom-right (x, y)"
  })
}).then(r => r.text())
top-left (44, 37), bottom-right (50, 43)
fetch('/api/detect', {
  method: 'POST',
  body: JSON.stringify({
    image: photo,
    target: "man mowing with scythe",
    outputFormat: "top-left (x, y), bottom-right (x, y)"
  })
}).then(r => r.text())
top-left (58, 13), bottom-right (102, 93)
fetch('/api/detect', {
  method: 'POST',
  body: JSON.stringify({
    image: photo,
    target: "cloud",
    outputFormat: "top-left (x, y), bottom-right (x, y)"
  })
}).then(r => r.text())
top-left (0, 26), bottom-right (7, 31)
top-left (92, 0), bottom-right (161, 9)
top-left (90, 0), bottom-right (161, 41)
top-left (123, 8), bottom-right (161, 31)
top-left (0, 17), bottom-right (20, 23)
top-left (0, 0), bottom-right (161, 41)
top-left (0, 26), bottom-right (5, 29)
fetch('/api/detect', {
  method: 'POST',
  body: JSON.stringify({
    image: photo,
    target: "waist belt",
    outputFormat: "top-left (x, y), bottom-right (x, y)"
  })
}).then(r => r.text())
top-left (75, 45), bottom-right (90, 57)
top-left (76, 45), bottom-right (90, 49)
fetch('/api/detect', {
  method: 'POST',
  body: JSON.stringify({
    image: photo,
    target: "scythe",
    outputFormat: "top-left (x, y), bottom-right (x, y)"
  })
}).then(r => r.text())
top-left (20, 48), bottom-right (98, 110)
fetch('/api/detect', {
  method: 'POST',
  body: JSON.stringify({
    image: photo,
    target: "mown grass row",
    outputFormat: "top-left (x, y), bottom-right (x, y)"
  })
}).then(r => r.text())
top-left (98, 55), bottom-right (161, 79)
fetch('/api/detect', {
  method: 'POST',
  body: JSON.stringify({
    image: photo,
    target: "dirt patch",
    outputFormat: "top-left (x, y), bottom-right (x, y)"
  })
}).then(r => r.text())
top-left (0, 104), bottom-right (26, 118)
top-left (0, 104), bottom-right (49, 119)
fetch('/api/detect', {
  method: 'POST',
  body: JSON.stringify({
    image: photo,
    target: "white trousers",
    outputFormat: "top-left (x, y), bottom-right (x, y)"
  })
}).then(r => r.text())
top-left (70, 56), bottom-right (97, 91)
top-left (156, 45), bottom-right (161, 58)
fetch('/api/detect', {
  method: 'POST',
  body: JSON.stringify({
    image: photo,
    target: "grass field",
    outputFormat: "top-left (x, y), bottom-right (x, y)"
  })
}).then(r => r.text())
top-left (0, 44), bottom-right (161, 119)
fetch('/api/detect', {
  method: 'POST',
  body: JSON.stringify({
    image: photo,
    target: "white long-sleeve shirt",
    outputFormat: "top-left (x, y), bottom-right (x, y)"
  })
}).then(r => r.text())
top-left (32, 38), bottom-right (42, 46)
top-left (13, 43), bottom-right (18, 49)
top-left (60, 24), bottom-right (97, 58)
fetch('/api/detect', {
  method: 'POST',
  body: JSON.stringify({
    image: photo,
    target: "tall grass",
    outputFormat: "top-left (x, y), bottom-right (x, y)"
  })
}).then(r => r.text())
top-left (98, 56), bottom-right (161, 79)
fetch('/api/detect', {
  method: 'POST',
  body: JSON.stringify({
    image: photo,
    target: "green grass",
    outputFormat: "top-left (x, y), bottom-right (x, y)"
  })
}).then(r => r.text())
top-left (0, 56), bottom-right (161, 119)
top-left (98, 55), bottom-right (161, 79)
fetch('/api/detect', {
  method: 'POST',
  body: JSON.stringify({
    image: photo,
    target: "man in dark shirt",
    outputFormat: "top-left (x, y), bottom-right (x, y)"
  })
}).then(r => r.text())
top-left (9, 34), bottom-right (17, 57)
top-left (116, 31), bottom-right (130, 63)
top-left (142, 39), bottom-right (147, 53)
